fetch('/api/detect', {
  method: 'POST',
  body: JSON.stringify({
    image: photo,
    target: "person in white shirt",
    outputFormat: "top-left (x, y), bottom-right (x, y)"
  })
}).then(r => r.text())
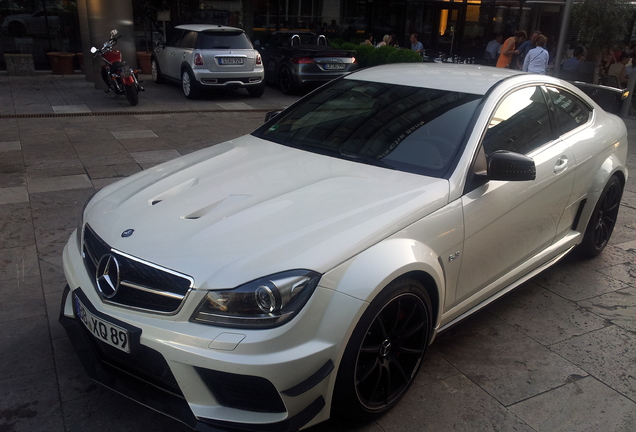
top-left (522, 34), bottom-right (549, 74)
top-left (484, 35), bottom-right (503, 63)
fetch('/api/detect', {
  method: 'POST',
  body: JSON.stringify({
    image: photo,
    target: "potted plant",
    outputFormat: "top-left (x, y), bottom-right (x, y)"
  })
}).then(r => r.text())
top-left (133, 0), bottom-right (169, 73)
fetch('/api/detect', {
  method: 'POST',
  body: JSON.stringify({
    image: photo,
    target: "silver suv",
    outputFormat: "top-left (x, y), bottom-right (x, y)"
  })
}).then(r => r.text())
top-left (151, 24), bottom-right (265, 99)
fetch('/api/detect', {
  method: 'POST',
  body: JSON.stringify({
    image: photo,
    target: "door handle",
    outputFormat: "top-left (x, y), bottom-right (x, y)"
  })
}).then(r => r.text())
top-left (554, 156), bottom-right (568, 174)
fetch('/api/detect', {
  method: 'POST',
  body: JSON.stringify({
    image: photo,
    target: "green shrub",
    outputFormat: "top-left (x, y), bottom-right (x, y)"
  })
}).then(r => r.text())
top-left (354, 44), bottom-right (376, 68)
top-left (329, 40), bottom-right (423, 67)
top-left (387, 48), bottom-right (423, 63)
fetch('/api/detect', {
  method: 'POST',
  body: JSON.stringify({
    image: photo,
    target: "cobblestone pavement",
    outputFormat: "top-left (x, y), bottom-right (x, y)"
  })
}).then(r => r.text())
top-left (0, 73), bottom-right (634, 432)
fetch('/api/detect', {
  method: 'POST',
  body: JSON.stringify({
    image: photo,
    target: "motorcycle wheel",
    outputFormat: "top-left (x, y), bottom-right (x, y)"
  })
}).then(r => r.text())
top-left (125, 84), bottom-right (139, 106)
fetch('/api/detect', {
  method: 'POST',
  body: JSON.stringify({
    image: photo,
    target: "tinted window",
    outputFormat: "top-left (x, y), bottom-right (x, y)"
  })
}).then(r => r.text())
top-left (483, 86), bottom-right (553, 156)
top-left (179, 31), bottom-right (198, 48)
top-left (199, 31), bottom-right (253, 49)
top-left (253, 79), bottom-right (482, 177)
top-left (166, 30), bottom-right (183, 47)
top-left (546, 87), bottom-right (592, 135)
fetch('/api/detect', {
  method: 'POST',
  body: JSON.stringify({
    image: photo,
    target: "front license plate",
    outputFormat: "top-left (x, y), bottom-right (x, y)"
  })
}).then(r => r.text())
top-left (75, 295), bottom-right (130, 353)
top-left (219, 57), bottom-right (244, 65)
top-left (324, 63), bottom-right (346, 70)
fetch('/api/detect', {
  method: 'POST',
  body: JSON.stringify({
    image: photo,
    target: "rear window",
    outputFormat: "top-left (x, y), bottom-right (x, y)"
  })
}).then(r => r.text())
top-left (198, 31), bottom-right (253, 50)
top-left (253, 79), bottom-right (482, 178)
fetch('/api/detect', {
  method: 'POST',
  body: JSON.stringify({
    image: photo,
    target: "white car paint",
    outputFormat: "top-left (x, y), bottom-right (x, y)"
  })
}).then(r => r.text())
top-left (61, 63), bottom-right (629, 431)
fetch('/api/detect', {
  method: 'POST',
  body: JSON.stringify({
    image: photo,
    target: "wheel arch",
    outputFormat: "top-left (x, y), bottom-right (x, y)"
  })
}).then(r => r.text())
top-left (321, 238), bottom-right (445, 333)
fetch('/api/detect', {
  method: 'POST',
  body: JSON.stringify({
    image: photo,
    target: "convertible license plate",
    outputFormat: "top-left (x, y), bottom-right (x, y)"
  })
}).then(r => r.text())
top-left (219, 57), bottom-right (244, 65)
top-left (75, 295), bottom-right (130, 353)
top-left (324, 63), bottom-right (346, 70)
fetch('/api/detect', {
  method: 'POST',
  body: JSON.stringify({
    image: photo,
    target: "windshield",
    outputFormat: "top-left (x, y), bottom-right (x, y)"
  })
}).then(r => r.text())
top-left (199, 31), bottom-right (253, 49)
top-left (253, 79), bottom-right (482, 177)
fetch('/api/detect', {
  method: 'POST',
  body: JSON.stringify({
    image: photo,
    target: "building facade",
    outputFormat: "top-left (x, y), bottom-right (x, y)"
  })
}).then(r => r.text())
top-left (0, 0), bottom-right (585, 72)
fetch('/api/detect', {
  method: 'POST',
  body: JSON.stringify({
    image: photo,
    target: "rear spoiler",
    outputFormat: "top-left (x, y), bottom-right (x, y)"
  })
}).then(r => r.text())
top-left (569, 81), bottom-right (629, 114)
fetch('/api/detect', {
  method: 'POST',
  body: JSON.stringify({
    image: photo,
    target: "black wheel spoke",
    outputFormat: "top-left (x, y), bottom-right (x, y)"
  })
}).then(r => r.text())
top-left (353, 291), bottom-right (430, 410)
top-left (357, 357), bottom-right (380, 386)
top-left (401, 321), bottom-right (425, 339)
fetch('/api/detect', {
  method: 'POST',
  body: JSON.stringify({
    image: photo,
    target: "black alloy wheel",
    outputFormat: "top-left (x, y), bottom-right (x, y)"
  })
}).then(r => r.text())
top-left (579, 175), bottom-right (623, 258)
top-left (278, 67), bottom-right (295, 94)
top-left (334, 279), bottom-right (432, 420)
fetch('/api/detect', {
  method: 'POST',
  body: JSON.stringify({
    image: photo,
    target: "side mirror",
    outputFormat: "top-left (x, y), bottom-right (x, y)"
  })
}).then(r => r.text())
top-left (155, 39), bottom-right (164, 48)
top-left (487, 150), bottom-right (536, 181)
top-left (90, 46), bottom-right (97, 54)
top-left (110, 29), bottom-right (118, 37)
top-left (264, 110), bottom-right (281, 122)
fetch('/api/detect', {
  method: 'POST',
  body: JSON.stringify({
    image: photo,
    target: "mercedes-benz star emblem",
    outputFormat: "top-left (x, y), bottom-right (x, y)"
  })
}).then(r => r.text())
top-left (96, 254), bottom-right (121, 299)
top-left (121, 229), bottom-right (134, 238)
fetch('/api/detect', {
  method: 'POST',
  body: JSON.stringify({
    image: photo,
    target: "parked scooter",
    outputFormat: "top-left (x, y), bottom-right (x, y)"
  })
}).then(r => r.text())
top-left (91, 29), bottom-right (144, 106)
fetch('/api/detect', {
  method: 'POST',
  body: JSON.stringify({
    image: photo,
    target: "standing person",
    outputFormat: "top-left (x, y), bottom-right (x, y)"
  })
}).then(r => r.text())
top-left (496, 31), bottom-right (526, 68)
top-left (522, 34), bottom-right (549, 74)
top-left (484, 34), bottom-right (503, 65)
top-left (608, 52), bottom-right (630, 87)
top-left (410, 33), bottom-right (423, 53)
top-left (560, 45), bottom-right (585, 80)
top-left (516, 30), bottom-right (541, 69)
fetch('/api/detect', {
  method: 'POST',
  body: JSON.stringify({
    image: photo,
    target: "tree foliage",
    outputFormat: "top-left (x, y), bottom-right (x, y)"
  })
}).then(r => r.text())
top-left (572, 0), bottom-right (634, 59)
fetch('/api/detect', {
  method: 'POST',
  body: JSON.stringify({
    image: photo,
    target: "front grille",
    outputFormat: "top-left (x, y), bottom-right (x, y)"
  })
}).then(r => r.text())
top-left (83, 224), bottom-right (193, 314)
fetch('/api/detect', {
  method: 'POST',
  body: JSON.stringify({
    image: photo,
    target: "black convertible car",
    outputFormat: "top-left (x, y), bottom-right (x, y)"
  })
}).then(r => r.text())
top-left (258, 31), bottom-right (358, 94)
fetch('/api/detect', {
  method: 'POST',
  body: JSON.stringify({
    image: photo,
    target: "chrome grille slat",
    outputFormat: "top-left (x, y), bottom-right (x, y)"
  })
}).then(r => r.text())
top-left (120, 281), bottom-right (186, 300)
top-left (82, 224), bottom-right (193, 314)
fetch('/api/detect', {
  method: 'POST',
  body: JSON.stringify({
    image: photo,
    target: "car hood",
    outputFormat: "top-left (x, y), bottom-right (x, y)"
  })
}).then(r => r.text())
top-left (85, 135), bottom-right (449, 289)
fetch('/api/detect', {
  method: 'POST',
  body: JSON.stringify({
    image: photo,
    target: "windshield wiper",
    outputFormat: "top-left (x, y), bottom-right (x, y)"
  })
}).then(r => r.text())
top-left (213, 45), bottom-right (231, 49)
top-left (339, 150), bottom-right (396, 170)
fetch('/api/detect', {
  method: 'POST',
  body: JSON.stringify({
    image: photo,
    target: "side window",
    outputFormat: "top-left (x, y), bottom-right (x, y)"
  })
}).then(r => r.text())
top-left (483, 86), bottom-right (553, 155)
top-left (179, 31), bottom-right (198, 48)
top-left (166, 30), bottom-right (183, 47)
top-left (546, 87), bottom-right (592, 136)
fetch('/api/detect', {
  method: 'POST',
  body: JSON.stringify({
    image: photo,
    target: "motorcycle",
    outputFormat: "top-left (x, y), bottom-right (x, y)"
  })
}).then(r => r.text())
top-left (91, 29), bottom-right (144, 106)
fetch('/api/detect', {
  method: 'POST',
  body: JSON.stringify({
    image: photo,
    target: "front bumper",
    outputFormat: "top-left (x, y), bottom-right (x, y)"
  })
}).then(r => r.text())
top-left (59, 235), bottom-right (364, 431)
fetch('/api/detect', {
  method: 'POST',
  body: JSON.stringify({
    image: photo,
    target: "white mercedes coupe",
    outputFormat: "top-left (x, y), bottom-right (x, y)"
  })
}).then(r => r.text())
top-left (60, 63), bottom-right (628, 431)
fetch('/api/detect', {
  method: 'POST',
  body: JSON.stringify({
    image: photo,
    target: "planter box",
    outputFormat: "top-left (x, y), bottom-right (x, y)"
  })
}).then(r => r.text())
top-left (136, 52), bottom-right (152, 74)
top-left (5, 53), bottom-right (35, 76)
top-left (47, 52), bottom-right (75, 75)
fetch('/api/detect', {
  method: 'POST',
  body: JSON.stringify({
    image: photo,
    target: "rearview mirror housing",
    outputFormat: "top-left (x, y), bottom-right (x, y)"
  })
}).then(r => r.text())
top-left (487, 150), bottom-right (536, 181)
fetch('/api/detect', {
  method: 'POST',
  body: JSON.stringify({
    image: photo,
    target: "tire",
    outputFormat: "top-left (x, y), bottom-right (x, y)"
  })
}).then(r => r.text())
top-left (333, 278), bottom-right (432, 421)
top-left (578, 175), bottom-right (623, 258)
top-left (278, 67), bottom-right (296, 95)
top-left (124, 84), bottom-right (139, 106)
top-left (247, 83), bottom-right (265, 97)
top-left (182, 68), bottom-right (199, 99)
top-left (151, 58), bottom-right (164, 84)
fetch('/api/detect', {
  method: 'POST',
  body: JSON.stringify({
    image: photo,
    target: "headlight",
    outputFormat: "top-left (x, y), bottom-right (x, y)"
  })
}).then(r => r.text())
top-left (191, 270), bottom-right (321, 329)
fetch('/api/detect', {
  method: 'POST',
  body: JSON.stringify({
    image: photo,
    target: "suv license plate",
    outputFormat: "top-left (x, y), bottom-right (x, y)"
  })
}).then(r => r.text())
top-left (75, 295), bottom-right (130, 353)
top-left (219, 57), bottom-right (244, 65)
top-left (324, 63), bottom-right (345, 70)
